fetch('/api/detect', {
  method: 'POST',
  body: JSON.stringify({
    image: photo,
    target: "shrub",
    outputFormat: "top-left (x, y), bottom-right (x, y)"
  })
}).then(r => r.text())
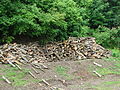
top-left (93, 26), bottom-right (120, 48)
top-left (0, 0), bottom-right (84, 43)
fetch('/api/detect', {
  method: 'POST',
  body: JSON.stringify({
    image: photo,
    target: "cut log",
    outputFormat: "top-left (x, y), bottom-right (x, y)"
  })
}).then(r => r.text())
top-left (93, 62), bottom-right (102, 67)
top-left (2, 76), bottom-right (11, 84)
top-left (93, 71), bottom-right (102, 77)
top-left (28, 71), bottom-right (37, 78)
top-left (42, 79), bottom-right (50, 86)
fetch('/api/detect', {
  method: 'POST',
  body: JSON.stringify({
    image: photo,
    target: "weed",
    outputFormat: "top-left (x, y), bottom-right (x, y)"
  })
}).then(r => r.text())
top-left (55, 66), bottom-right (74, 80)
top-left (103, 81), bottom-right (120, 85)
top-left (96, 67), bottom-right (120, 75)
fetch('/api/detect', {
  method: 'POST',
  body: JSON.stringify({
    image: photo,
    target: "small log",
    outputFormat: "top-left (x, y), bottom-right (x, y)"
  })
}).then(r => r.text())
top-left (42, 79), bottom-right (50, 86)
top-left (54, 53), bottom-right (61, 60)
top-left (7, 60), bottom-right (16, 67)
top-left (31, 64), bottom-right (45, 72)
top-left (32, 67), bottom-right (39, 74)
top-left (93, 62), bottom-right (102, 67)
top-left (50, 87), bottom-right (64, 90)
top-left (39, 63), bottom-right (48, 69)
top-left (14, 60), bottom-right (22, 65)
top-left (93, 71), bottom-right (102, 77)
top-left (15, 64), bottom-right (22, 70)
top-left (2, 76), bottom-right (11, 84)
top-left (21, 56), bottom-right (29, 63)
top-left (28, 71), bottom-right (37, 78)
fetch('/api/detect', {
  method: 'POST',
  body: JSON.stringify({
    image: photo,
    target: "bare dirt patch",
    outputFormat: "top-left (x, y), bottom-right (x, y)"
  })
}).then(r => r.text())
top-left (0, 59), bottom-right (120, 90)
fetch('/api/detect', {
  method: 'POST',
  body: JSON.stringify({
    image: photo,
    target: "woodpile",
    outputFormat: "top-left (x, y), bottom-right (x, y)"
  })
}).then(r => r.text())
top-left (0, 37), bottom-right (111, 64)
top-left (0, 42), bottom-right (46, 64)
top-left (43, 37), bottom-right (111, 62)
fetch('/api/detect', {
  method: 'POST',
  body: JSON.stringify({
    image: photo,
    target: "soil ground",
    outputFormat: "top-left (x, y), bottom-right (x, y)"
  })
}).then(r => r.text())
top-left (0, 59), bottom-right (120, 90)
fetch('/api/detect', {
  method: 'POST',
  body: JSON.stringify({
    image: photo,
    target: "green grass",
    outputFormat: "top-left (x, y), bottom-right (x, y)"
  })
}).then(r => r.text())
top-left (55, 66), bottom-right (74, 80)
top-left (104, 48), bottom-right (120, 61)
top-left (96, 48), bottom-right (120, 75)
top-left (0, 65), bottom-right (41, 86)
top-left (103, 81), bottom-right (120, 85)
top-left (91, 80), bottom-right (120, 90)
top-left (96, 67), bottom-right (120, 75)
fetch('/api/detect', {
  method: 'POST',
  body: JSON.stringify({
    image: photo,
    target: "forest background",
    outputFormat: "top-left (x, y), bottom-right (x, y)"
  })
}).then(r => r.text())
top-left (0, 0), bottom-right (120, 48)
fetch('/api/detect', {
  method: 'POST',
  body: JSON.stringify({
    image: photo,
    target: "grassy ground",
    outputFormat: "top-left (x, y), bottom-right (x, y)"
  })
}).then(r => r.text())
top-left (0, 65), bottom-right (41, 86)
top-left (55, 66), bottom-right (75, 80)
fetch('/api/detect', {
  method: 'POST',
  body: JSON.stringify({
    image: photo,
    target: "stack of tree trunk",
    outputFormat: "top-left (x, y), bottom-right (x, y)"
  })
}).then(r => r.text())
top-left (0, 37), bottom-right (111, 64)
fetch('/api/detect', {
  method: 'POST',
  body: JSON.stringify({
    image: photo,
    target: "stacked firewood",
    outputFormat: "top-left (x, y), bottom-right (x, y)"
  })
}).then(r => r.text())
top-left (0, 42), bottom-right (46, 64)
top-left (42, 37), bottom-right (111, 62)
top-left (0, 37), bottom-right (111, 64)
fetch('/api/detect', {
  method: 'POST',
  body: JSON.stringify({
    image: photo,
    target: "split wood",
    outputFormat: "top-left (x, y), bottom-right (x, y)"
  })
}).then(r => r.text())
top-left (15, 64), bottom-right (22, 70)
top-left (42, 79), bottom-right (50, 86)
top-left (32, 67), bottom-right (39, 74)
top-left (93, 62), bottom-right (102, 67)
top-left (31, 64), bottom-right (45, 72)
top-left (28, 71), bottom-right (37, 78)
top-left (93, 71), bottom-right (102, 77)
top-left (7, 60), bottom-right (16, 67)
top-left (39, 63), bottom-right (48, 69)
top-left (2, 76), bottom-right (11, 84)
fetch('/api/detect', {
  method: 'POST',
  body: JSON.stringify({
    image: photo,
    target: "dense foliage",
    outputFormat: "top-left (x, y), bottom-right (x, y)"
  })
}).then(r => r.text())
top-left (0, 0), bottom-right (120, 48)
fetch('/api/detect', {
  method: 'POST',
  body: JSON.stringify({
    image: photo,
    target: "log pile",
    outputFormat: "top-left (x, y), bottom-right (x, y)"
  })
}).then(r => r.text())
top-left (0, 42), bottom-right (46, 64)
top-left (43, 37), bottom-right (111, 62)
top-left (0, 37), bottom-right (111, 64)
